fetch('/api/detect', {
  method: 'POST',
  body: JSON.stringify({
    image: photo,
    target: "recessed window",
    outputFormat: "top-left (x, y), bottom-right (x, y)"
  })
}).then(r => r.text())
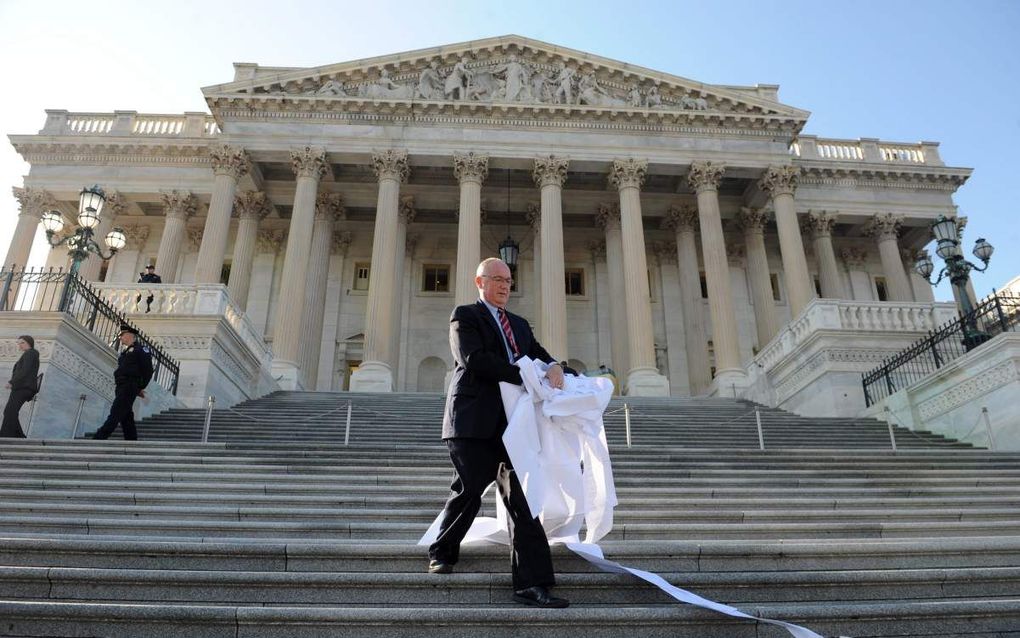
top-left (875, 276), bottom-right (889, 302)
top-left (770, 273), bottom-right (782, 301)
top-left (220, 261), bottom-right (232, 286)
top-left (422, 264), bottom-right (450, 292)
top-left (700, 272), bottom-right (708, 299)
top-left (354, 262), bottom-right (370, 291)
top-left (565, 268), bottom-right (585, 296)
top-left (813, 277), bottom-right (822, 296)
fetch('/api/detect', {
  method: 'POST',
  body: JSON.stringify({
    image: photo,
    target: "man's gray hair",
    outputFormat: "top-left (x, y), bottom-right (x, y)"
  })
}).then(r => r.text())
top-left (476, 257), bottom-right (507, 277)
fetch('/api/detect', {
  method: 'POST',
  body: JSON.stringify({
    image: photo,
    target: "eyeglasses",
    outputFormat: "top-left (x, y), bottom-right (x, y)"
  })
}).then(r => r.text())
top-left (482, 275), bottom-right (513, 286)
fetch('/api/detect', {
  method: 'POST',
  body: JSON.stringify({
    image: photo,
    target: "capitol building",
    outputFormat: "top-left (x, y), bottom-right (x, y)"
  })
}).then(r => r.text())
top-left (3, 35), bottom-right (972, 418)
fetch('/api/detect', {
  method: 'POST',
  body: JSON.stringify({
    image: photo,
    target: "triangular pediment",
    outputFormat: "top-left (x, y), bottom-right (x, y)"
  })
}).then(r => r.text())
top-left (203, 35), bottom-right (808, 133)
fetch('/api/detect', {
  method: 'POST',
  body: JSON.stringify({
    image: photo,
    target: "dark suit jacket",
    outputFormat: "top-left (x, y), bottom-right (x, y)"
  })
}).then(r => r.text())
top-left (10, 348), bottom-right (40, 393)
top-left (442, 300), bottom-right (556, 440)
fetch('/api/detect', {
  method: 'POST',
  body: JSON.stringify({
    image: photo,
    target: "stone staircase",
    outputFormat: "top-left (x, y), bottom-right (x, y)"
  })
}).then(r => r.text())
top-left (1, 391), bottom-right (1018, 637)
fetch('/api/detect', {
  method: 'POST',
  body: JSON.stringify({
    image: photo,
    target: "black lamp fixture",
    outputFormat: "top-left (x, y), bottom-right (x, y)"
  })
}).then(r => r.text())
top-left (41, 185), bottom-right (126, 274)
top-left (914, 214), bottom-right (994, 350)
top-left (498, 168), bottom-right (519, 270)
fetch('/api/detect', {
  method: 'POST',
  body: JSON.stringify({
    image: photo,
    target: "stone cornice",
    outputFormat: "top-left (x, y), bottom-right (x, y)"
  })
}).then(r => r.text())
top-left (795, 162), bottom-right (970, 192)
top-left (10, 138), bottom-right (212, 167)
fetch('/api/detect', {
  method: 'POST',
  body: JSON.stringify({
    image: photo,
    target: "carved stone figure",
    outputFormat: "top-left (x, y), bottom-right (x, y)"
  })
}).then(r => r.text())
top-left (465, 71), bottom-right (500, 101)
top-left (553, 62), bottom-right (576, 104)
top-left (492, 54), bottom-right (530, 102)
top-left (680, 95), bottom-right (709, 110)
top-left (360, 69), bottom-right (415, 100)
top-left (577, 73), bottom-right (627, 107)
top-left (444, 57), bottom-right (473, 101)
top-left (315, 79), bottom-right (347, 96)
top-left (628, 84), bottom-right (643, 107)
top-left (417, 60), bottom-right (443, 100)
top-left (646, 85), bottom-right (662, 108)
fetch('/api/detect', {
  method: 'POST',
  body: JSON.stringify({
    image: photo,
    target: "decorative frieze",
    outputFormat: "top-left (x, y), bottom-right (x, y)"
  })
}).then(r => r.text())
top-left (759, 165), bottom-right (800, 197)
top-left (687, 161), bottom-right (725, 193)
top-left (315, 192), bottom-right (346, 222)
top-left (209, 144), bottom-right (251, 179)
top-left (290, 146), bottom-right (331, 181)
top-left (371, 149), bottom-right (409, 183)
top-left (160, 190), bottom-right (197, 220)
top-left (452, 152), bottom-right (489, 184)
top-left (533, 155), bottom-right (569, 188)
top-left (608, 158), bottom-right (647, 191)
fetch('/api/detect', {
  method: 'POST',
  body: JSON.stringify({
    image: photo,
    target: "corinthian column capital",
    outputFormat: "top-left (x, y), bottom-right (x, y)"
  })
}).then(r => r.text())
top-left (864, 213), bottom-right (903, 240)
top-left (399, 194), bottom-right (417, 225)
top-left (120, 224), bottom-right (150, 250)
top-left (608, 158), bottom-right (647, 191)
top-left (841, 246), bottom-right (868, 269)
top-left (372, 149), bottom-right (409, 183)
top-left (209, 145), bottom-right (251, 179)
top-left (103, 191), bottom-right (130, 218)
top-left (12, 186), bottom-right (55, 218)
top-left (736, 206), bottom-right (770, 234)
top-left (533, 155), bottom-right (569, 188)
top-left (160, 190), bottom-right (198, 220)
top-left (234, 191), bottom-right (272, 221)
top-left (806, 210), bottom-right (838, 237)
top-left (687, 161), bottom-right (726, 193)
top-left (453, 152), bottom-right (489, 184)
top-left (663, 203), bottom-right (699, 232)
top-left (291, 146), bottom-right (332, 181)
top-left (525, 202), bottom-right (541, 232)
top-left (594, 202), bottom-right (621, 231)
top-left (332, 230), bottom-right (353, 255)
top-left (256, 229), bottom-right (285, 253)
top-left (587, 239), bottom-right (606, 261)
top-left (315, 192), bottom-right (346, 222)
top-left (759, 164), bottom-right (800, 197)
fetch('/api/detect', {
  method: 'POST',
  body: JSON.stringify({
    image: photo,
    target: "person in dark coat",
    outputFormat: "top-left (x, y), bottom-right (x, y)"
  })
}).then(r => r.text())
top-left (427, 257), bottom-right (570, 608)
top-left (2, 335), bottom-right (40, 438)
top-left (137, 265), bottom-right (162, 313)
top-left (93, 325), bottom-right (153, 441)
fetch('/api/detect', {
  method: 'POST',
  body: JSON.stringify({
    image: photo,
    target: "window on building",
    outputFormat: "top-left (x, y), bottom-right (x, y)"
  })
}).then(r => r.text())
top-left (813, 277), bottom-right (822, 297)
top-left (220, 261), bottom-right (231, 286)
top-left (565, 268), bottom-right (585, 296)
top-left (700, 272), bottom-right (708, 299)
top-left (875, 276), bottom-right (889, 301)
top-left (770, 273), bottom-right (782, 301)
top-left (354, 262), bottom-right (371, 291)
top-left (422, 264), bottom-right (450, 292)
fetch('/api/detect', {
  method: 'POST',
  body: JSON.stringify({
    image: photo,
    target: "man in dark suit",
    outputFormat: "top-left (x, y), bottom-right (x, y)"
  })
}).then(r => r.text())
top-left (93, 325), bottom-right (153, 441)
top-left (428, 257), bottom-right (569, 608)
top-left (2, 335), bottom-right (40, 438)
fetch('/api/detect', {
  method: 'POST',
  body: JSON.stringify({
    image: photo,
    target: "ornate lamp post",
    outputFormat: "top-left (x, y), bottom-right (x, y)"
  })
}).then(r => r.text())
top-left (914, 214), bottom-right (994, 350)
top-left (40, 185), bottom-right (126, 275)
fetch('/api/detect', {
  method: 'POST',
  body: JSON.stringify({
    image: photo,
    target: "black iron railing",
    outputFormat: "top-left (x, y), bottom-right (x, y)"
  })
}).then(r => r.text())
top-left (0, 267), bottom-right (179, 395)
top-left (862, 291), bottom-right (1020, 406)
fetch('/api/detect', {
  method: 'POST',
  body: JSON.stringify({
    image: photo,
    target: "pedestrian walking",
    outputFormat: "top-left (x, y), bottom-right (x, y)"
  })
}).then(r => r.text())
top-left (93, 325), bottom-right (153, 441)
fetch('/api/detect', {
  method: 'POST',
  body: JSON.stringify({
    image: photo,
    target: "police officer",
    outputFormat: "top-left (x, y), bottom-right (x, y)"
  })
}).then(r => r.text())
top-left (94, 325), bottom-right (153, 441)
top-left (137, 265), bottom-right (162, 313)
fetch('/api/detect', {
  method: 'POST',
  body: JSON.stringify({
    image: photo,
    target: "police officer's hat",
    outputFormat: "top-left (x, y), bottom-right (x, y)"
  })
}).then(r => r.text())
top-left (144, 264), bottom-right (155, 270)
top-left (118, 324), bottom-right (140, 336)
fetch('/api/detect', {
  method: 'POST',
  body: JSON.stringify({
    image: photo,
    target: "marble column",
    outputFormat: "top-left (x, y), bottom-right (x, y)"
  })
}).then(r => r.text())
top-left (154, 190), bottom-right (197, 284)
top-left (533, 155), bottom-right (569, 359)
top-left (453, 152), bottom-right (488, 306)
top-left (736, 207), bottom-right (780, 348)
top-left (5, 187), bottom-right (52, 269)
top-left (688, 162), bottom-right (745, 393)
top-left (390, 195), bottom-right (416, 372)
top-left (595, 202), bottom-right (629, 379)
top-left (664, 204), bottom-right (711, 395)
top-left (806, 211), bottom-right (846, 299)
top-left (841, 248), bottom-right (873, 300)
top-left (194, 145), bottom-right (250, 284)
top-left (904, 248), bottom-right (936, 303)
top-left (271, 147), bottom-right (331, 388)
top-left (525, 203), bottom-right (542, 334)
top-left (248, 230), bottom-right (285, 336)
top-left (300, 193), bottom-right (345, 390)
top-left (865, 213), bottom-right (913, 302)
top-left (759, 165), bottom-right (815, 317)
top-left (350, 149), bottom-right (409, 392)
top-left (318, 231), bottom-right (353, 390)
top-left (610, 158), bottom-right (669, 396)
top-left (107, 225), bottom-right (150, 283)
top-left (227, 191), bottom-right (271, 310)
top-left (78, 191), bottom-right (126, 281)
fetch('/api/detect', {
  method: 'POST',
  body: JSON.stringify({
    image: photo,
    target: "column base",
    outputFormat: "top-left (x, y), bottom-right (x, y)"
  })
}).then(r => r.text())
top-left (271, 359), bottom-right (305, 391)
top-left (708, 369), bottom-right (750, 398)
top-left (624, 367), bottom-right (670, 397)
top-left (349, 360), bottom-right (394, 393)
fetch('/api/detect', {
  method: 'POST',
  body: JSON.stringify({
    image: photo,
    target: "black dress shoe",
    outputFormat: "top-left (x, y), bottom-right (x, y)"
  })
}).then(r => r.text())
top-left (512, 586), bottom-right (569, 608)
top-left (428, 559), bottom-right (453, 574)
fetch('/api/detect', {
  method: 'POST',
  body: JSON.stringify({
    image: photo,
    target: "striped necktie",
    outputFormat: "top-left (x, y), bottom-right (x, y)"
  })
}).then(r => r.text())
top-left (497, 308), bottom-right (520, 361)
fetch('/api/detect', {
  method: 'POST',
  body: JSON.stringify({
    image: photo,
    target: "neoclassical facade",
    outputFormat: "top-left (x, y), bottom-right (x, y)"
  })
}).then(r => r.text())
top-left (4, 35), bottom-right (970, 398)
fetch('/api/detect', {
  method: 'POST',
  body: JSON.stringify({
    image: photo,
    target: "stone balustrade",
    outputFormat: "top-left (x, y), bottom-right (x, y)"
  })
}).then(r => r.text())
top-left (42, 110), bottom-right (220, 138)
top-left (93, 283), bottom-right (271, 365)
top-left (753, 299), bottom-right (958, 372)
top-left (791, 135), bottom-right (943, 166)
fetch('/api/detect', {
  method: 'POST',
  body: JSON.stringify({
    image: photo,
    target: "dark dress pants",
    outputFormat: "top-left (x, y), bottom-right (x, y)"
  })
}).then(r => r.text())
top-left (94, 381), bottom-right (139, 440)
top-left (1, 389), bottom-right (33, 438)
top-left (429, 437), bottom-right (555, 590)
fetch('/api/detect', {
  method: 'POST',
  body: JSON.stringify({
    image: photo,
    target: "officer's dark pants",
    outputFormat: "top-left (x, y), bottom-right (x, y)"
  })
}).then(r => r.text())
top-left (94, 381), bottom-right (139, 440)
top-left (1, 389), bottom-right (33, 438)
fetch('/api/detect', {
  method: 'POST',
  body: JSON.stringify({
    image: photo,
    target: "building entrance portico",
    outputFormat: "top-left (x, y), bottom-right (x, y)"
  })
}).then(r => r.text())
top-left (6, 35), bottom-right (970, 404)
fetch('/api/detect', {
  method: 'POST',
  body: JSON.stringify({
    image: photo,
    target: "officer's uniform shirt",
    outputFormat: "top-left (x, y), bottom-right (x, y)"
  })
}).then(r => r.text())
top-left (138, 273), bottom-right (162, 284)
top-left (115, 342), bottom-right (154, 388)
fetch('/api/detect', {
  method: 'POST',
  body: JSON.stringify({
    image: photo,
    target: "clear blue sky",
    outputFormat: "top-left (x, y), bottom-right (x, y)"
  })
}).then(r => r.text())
top-left (1, 0), bottom-right (1017, 299)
